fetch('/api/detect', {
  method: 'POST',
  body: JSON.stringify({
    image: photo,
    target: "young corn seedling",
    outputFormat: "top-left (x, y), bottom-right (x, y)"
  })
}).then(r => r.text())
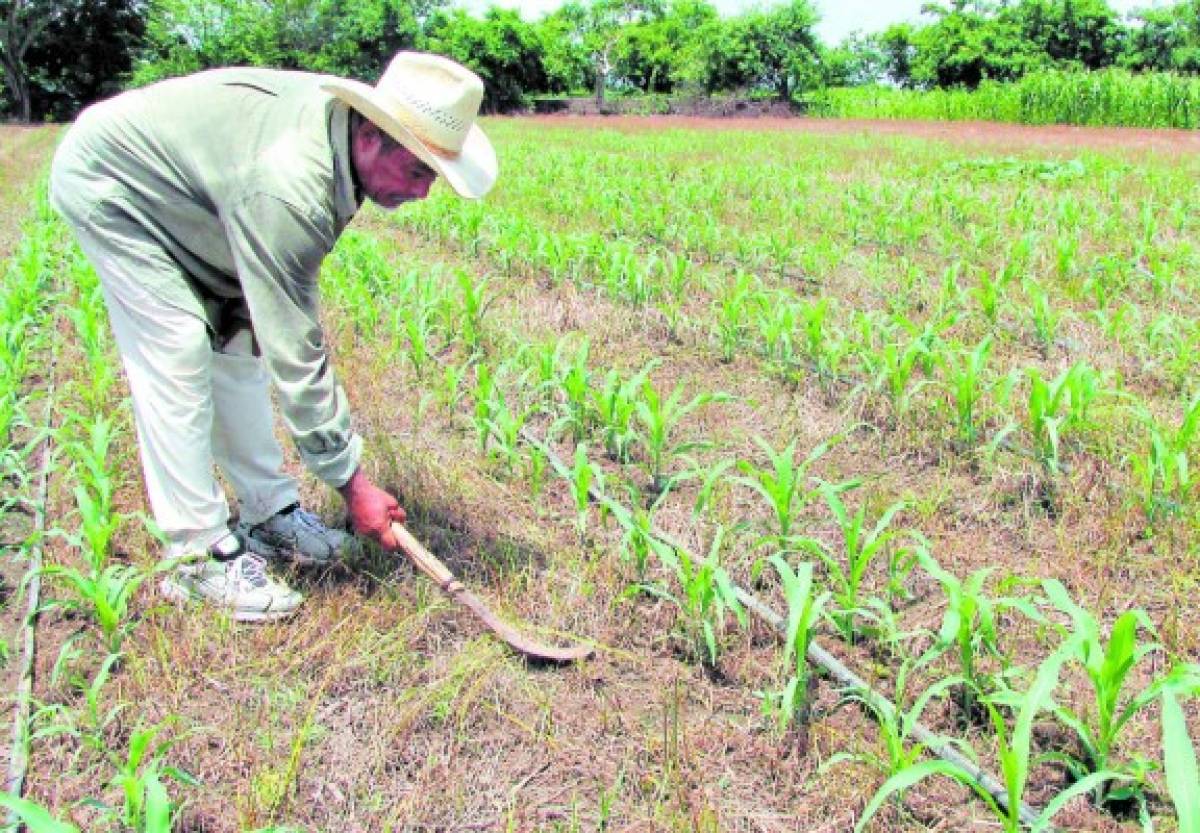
top-left (547, 442), bottom-right (605, 539)
top-left (1129, 394), bottom-right (1200, 524)
top-left (550, 338), bottom-right (594, 443)
top-left (1041, 578), bottom-right (1200, 811)
top-left (870, 336), bottom-right (931, 424)
top-left (974, 269), bottom-right (1005, 326)
top-left (1162, 689), bottom-right (1200, 833)
top-left (640, 525), bottom-right (746, 667)
top-left (799, 297), bottom-right (849, 388)
top-left (1022, 278), bottom-right (1064, 356)
top-left (824, 654), bottom-right (964, 780)
top-left (855, 641), bottom-right (1128, 833)
top-left (792, 486), bottom-right (907, 644)
top-left (758, 556), bottom-right (830, 736)
top-left (915, 546), bottom-right (1040, 727)
top-left (482, 390), bottom-right (529, 477)
top-left (612, 484), bottom-right (675, 583)
top-left (454, 268), bottom-right (489, 353)
top-left (592, 359), bottom-right (659, 463)
top-left (713, 271), bottom-right (759, 363)
top-left (940, 337), bottom-right (993, 448)
top-left (634, 378), bottom-right (725, 493)
top-left (710, 436), bottom-right (836, 543)
top-left (1025, 366), bottom-right (1071, 476)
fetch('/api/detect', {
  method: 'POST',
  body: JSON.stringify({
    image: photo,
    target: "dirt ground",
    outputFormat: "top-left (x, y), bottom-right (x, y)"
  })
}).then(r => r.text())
top-left (6, 116), bottom-right (1199, 832)
top-left (522, 114), bottom-right (1200, 155)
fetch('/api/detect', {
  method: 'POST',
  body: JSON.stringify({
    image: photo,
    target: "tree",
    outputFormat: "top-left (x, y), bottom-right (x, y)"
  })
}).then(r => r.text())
top-left (534, 10), bottom-right (589, 93)
top-left (739, 0), bottom-right (822, 101)
top-left (1006, 0), bottom-right (1123, 70)
top-left (877, 23), bottom-right (917, 86)
top-left (132, 0), bottom-right (441, 86)
top-left (423, 7), bottom-right (545, 111)
top-left (1121, 0), bottom-right (1200, 73)
top-left (822, 31), bottom-right (888, 87)
top-left (0, 0), bottom-right (53, 120)
top-left (557, 0), bottom-right (663, 106)
top-left (24, 0), bottom-right (147, 120)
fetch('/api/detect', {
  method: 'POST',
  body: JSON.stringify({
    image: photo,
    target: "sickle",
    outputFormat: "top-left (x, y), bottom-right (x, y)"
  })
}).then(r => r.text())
top-left (390, 522), bottom-right (594, 663)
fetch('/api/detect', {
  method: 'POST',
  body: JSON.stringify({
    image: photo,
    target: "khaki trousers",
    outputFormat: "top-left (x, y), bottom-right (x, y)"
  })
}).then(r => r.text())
top-left (64, 221), bottom-right (299, 558)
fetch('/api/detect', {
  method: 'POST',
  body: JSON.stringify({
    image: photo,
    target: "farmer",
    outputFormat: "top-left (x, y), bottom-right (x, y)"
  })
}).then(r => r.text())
top-left (49, 52), bottom-right (497, 622)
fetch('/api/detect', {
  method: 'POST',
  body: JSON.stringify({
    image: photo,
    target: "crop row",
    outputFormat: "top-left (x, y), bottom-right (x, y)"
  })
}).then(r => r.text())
top-left (321, 229), bottom-right (1200, 832)
top-left (0, 200), bottom-right (197, 833)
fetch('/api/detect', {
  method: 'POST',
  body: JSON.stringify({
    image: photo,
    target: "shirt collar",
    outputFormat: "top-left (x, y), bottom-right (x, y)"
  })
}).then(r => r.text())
top-left (329, 102), bottom-right (361, 222)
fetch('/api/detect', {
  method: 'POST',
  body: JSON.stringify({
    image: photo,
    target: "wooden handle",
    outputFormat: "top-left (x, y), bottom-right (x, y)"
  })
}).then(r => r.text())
top-left (391, 522), bottom-right (456, 589)
top-left (387, 521), bottom-right (594, 663)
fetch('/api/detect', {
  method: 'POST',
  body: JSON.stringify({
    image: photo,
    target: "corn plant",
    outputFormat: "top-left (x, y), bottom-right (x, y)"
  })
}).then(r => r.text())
top-left (854, 641), bottom-right (1127, 833)
top-left (1129, 394), bottom-right (1200, 523)
top-left (798, 297), bottom-right (849, 387)
top-left (1041, 579), bottom-right (1200, 809)
top-left (612, 486), bottom-right (675, 583)
top-left (915, 547), bottom-right (1040, 726)
top-left (940, 337), bottom-right (993, 447)
top-left (717, 436), bottom-right (834, 541)
top-left (481, 390), bottom-right (529, 477)
top-left (1022, 278), bottom-right (1064, 356)
top-left (634, 379), bottom-right (725, 492)
top-left (550, 338), bottom-right (594, 443)
top-left (758, 556), bottom-right (830, 734)
top-left (639, 526), bottom-right (746, 667)
top-left (824, 655), bottom-right (964, 779)
top-left (867, 337), bottom-right (931, 422)
top-left (592, 359), bottom-right (659, 463)
top-left (712, 271), bottom-right (758, 363)
top-left (454, 269), bottom-right (489, 353)
top-left (547, 442), bottom-right (604, 538)
top-left (793, 487), bottom-right (907, 644)
top-left (1162, 689), bottom-right (1200, 833)
top-left (1024, 366), bottom-right (1071, 476)
top-left (31, 666), bottom-right (195, 833)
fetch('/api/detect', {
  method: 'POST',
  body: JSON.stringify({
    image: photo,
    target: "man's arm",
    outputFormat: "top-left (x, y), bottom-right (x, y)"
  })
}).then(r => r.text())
top-left (223, 192), bottom-right (402, 548)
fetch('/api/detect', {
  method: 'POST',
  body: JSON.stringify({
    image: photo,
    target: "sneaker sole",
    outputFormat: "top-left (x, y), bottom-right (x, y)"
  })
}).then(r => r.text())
top-left (160, 577), bottom-right (301, 623)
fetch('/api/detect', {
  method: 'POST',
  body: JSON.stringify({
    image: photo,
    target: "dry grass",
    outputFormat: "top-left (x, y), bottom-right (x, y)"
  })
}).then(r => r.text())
top-left (7, 119), bottom-right (1200, 832)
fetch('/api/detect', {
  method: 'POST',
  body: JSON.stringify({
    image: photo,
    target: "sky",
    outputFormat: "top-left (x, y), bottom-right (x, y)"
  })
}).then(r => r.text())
top-left (455, 0), bottom-right (1169, 45)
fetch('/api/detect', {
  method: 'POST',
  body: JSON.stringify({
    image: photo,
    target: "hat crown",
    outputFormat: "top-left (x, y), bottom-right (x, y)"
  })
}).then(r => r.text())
top-left (376, 52), bottom-right (483, 154)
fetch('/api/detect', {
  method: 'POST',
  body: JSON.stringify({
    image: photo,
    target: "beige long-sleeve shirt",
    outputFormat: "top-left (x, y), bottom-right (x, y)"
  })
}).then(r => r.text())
top-left (51, 68), bottom-right (364, 486)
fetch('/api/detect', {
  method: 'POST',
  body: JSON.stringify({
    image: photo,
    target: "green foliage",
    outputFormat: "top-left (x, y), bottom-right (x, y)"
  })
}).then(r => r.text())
top-left (423, 7), bottom-right (547, 111)
top-left (1042, 579), bottom-right (1200, 808)
top-left (855, 642), bottom-right (1126, 833)
top-left (638, 525), bottom-right (746, 667)
top-left (759, 556), bottom-right (829, 732)
top-left (1162, 689), bottom-right (1200, 833)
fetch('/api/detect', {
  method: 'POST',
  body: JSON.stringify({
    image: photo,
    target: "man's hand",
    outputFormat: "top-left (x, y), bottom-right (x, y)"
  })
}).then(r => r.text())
top-left (338, 468), bottom-right (406, 549)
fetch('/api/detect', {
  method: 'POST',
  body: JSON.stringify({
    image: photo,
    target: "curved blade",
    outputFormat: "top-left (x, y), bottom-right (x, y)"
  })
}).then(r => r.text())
top-left (391, 523), bottom-right (594, 663)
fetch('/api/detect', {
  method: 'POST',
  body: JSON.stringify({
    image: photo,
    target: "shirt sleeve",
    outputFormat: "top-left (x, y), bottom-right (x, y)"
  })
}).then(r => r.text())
top-left (222, 191), bottom-right (362, 487)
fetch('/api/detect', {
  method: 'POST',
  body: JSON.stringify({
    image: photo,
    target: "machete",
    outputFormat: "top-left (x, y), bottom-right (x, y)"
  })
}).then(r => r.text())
top-left (390, 522), bottom-right (594, 663)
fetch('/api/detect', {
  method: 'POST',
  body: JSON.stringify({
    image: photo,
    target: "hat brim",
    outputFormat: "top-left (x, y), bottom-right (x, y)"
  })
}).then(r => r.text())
top-left (320, 77), bottom-right (497, 200)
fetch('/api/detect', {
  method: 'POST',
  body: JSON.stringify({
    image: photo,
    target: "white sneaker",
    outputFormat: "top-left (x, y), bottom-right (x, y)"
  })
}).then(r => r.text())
top-left (238, 504), bottom-right (354, 565)
top-left (161, 532), bottom-right (303, 622)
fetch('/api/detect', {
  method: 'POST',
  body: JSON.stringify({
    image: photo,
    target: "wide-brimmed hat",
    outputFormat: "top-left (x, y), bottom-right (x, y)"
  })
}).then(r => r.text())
top-left (321, 52), bottom-right (497, 199)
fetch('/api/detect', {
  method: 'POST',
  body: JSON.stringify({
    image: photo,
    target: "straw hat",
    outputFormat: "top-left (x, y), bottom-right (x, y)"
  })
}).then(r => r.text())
top-left (321, 52), bottom-right (497, 199)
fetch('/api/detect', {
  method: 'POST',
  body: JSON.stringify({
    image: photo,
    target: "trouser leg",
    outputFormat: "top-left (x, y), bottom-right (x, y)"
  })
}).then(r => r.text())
top-left (210, 333), bottom-right (299, 527)
top-left (70, 226), bottom-right (231, 557)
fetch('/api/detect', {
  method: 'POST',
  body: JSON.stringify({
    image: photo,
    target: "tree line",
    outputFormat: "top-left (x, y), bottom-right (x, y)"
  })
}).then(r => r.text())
top-left (3, 0), bottom-right (1200, 121)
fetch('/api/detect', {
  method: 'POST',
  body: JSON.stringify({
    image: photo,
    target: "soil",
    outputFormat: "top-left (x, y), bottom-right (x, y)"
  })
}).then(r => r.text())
top-left (8, 116), bottom-right (1199, 832)
top-left (518, 113), bottom-right (1200, 156)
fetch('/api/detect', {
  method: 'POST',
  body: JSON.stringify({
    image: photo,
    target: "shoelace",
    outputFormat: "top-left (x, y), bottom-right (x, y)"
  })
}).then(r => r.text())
top-left (234, 553), bottom-right (270, 589)
top-left (291, 507), bottom-right (326, 534)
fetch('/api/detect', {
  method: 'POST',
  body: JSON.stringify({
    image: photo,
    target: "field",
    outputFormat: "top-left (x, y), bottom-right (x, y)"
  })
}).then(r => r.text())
top-left (3, 116), bottom-right (1200, 833)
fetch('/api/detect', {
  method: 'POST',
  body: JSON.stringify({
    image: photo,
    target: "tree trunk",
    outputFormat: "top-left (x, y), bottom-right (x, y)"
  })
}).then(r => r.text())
top-left (0, 0), bottom-right (50, 123)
